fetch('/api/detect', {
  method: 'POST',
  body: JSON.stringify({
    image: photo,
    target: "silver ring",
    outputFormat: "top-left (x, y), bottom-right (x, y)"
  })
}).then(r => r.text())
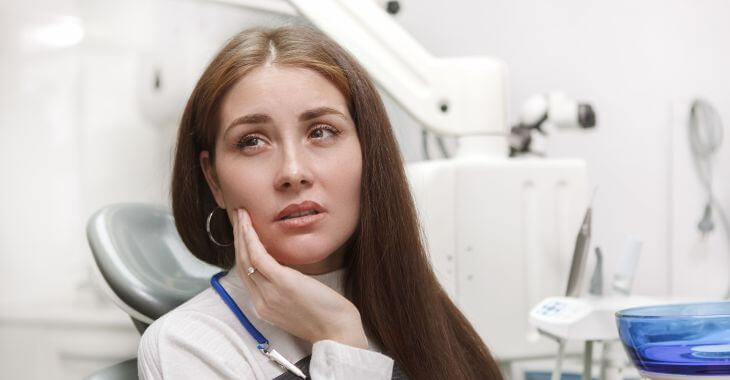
top-left (247, 266), bottom-right (256, 276)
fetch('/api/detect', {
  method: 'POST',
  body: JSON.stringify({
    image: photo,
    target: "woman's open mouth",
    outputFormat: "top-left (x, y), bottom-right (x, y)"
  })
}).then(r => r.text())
top-left (276, 211), bottom-right (326, 229)
top-left (275, 200), bottom-right (327, 230)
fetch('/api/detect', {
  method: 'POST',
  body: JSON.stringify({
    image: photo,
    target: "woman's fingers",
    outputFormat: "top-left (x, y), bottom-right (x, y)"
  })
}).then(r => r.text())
top-left (231, 209), bottom-right (248, 268)
top-left (233, 209), bottom-right (260, 292)
top-left (240, 209), bottom-right (284, 282)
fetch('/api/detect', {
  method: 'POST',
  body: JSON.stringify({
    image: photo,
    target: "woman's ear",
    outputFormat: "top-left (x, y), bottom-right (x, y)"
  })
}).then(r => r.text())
top-left (200, 150), bottom-right (226, 208)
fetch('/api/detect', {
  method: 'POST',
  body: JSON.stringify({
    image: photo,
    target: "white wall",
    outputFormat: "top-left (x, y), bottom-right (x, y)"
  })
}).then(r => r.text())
top-left (1, 0), bottom-right (85, 306)
top-left (392, 0), bottom-right (730, 299)
top-left (0, 0), bottom-right (288, 307)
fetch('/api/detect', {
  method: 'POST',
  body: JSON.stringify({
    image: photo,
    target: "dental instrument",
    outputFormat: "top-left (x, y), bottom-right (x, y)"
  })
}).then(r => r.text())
top-left (589, 247), bottom-right (603, 296)
top-left (688, 99), bottom-right (730, 298)
top-left (565, 205), bottom-right (592, 298)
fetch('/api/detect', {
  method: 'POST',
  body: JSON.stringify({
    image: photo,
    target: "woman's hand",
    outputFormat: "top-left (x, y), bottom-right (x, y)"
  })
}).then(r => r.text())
top-left (231, 208), bottom-right (368, 349)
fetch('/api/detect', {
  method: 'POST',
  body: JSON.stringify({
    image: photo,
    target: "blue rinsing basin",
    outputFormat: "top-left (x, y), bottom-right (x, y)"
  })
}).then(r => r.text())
top-left (616, 301), bottom-right (730, 377)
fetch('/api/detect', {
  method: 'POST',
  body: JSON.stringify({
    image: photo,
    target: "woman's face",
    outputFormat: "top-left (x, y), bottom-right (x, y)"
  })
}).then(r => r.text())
top-left (200, 65), bottom-right (362, 275)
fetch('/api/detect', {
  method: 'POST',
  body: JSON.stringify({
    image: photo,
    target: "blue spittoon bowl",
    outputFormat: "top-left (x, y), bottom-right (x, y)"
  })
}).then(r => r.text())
top-left (617, 301), bottom-right (730, 379)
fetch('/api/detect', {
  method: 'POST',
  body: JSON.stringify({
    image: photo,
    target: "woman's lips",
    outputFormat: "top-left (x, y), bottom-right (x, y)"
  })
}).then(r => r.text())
top-left (275, 212), bottom-right (326, 230)
top-left (276, 200), bottom-right (326, 221)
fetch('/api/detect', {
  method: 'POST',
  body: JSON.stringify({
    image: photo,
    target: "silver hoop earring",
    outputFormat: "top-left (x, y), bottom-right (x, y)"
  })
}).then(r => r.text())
top-left (206, 207), bottom-right (232, 247)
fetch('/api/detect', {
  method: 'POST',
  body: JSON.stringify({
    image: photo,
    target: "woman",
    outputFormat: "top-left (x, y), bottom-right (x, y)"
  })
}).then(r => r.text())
top-left (138, 25), bottom-right (503, 379)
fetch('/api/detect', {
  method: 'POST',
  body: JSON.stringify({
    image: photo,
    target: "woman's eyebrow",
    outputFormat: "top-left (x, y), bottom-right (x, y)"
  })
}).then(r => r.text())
top-left (224, 113), bottom-right (271, 137)
top-left (299, 107), bottom-right (347, 121)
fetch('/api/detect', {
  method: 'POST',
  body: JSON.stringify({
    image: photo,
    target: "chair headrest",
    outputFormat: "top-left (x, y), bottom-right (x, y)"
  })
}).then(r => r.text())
top-left (87, 203), bottom-right (219, 322)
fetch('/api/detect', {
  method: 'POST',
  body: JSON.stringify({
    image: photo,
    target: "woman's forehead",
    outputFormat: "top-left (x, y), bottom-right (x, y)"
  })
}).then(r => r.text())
top-left (220, 65), bottom-right (352, 134)
top-left (220, 65), bottom-right (350, 122)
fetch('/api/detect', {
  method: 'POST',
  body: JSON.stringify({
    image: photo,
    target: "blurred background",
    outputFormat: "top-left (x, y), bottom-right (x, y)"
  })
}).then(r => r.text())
top-left (1, 0), bottom-right (728, 379)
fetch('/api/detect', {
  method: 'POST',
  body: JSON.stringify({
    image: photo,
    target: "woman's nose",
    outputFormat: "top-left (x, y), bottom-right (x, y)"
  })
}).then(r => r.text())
top-left (274, 148), bottom-right (313, 191)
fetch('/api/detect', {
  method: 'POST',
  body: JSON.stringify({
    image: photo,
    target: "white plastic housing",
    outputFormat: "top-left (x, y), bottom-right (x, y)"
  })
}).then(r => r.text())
top-left (406, 157), bottom-right (589, 360)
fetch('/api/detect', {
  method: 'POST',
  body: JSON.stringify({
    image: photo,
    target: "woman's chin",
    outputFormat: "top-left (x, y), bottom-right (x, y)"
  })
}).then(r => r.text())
top-left (269, 248), bottom-right (331, 266)
top-left (261, 234), bottom-right (348, 272)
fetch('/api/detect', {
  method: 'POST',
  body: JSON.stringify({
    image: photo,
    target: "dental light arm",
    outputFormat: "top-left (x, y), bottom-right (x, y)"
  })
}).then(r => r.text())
top-left (204, 0), bottom-right (509, 155)
top-left (519, 93), bottom-right (596, 131)
top-left (509, 92), bottom-right (597, 156)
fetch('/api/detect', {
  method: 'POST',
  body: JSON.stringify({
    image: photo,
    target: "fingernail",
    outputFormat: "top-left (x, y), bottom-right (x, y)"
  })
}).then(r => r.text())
top-left (237, 209), bottom-right (243, 220)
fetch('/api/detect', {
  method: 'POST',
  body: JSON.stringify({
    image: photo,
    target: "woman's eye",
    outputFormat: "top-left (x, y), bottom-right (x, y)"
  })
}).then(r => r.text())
top-left (236, 136), bottom-right (264, 150)
top-left (310, 125), bottom-right (340, 139)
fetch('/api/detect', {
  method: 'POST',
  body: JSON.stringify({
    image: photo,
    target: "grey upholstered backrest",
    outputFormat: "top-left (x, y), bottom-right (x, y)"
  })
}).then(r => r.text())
top-left (86, 203), bottom-right (219, 327)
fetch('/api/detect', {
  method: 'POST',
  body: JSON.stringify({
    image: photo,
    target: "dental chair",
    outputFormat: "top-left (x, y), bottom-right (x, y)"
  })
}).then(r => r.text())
top-left (84, 203), bottom-right (219, 380)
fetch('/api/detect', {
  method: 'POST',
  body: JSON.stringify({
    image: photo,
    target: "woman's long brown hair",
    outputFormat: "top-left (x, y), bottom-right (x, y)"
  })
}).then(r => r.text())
top-left (171, 25), bottom-right (503, 379)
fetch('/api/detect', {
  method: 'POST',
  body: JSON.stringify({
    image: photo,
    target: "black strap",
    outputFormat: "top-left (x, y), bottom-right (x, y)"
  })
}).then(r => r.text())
top-left (272, 355), bottom-right (408, 380)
